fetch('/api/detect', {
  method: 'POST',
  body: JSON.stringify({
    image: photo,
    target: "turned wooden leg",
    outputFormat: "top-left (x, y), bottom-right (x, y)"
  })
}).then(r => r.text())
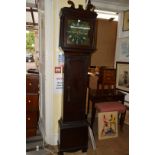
top-left (91, 102), bottom-right (96, 128)
top-left (58, 152), bottom-right (64, 155)
top-left (82, 147), bottom-right (88, 152)
top-left (87, 93), bottom-right (90, 115)
top-left (120, 110), bottom-right (126, 130)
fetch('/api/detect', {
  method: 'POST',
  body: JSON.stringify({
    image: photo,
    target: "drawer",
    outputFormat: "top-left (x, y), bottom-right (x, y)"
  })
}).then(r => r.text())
top-left (26, 94), bottom-right (39, 111)
top-left (26, 74), bottom-right (39, 93)
top-left (26, 128), bottom-right (37, 138)
top-left (26, 112), bottom-right (38, 129)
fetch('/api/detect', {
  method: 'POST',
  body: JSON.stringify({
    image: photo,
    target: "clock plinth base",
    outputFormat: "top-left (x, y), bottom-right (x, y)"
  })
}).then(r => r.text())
top-left (58, 119), bottom-right (88, 154)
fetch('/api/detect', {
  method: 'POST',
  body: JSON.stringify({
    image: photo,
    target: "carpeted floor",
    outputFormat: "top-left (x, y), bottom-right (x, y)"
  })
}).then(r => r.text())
top-left (26, 118), bottom-right (129, 155)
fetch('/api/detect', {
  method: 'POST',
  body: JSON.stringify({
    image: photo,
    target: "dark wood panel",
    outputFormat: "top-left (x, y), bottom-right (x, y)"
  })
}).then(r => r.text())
top-left (26, 94), bottom-right (39, 111)
top-left (63, 54), bottom-right (90, 122)
top-left (26, 73), bottom-right (39, 138)
top-left (26, 74), bottom-right (39, 93)
top-left (26, 128), bottom-right (37, 137)
top-left (26, 112), bottom-right (38, 128)
top-left (58, 120), bottom-right (88, 152)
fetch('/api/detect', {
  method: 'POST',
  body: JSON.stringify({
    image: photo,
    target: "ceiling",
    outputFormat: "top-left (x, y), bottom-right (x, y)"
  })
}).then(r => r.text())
top-left (26, 0), bottom-right (129, 30)
top-left (91, 0), bottom-right (129, 11)
top-left (91, 0), bottom-right (128, 6)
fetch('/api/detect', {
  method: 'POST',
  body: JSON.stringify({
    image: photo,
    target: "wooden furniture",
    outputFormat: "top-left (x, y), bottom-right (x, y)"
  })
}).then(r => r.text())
top-left (58, 1), bottom-right (97, 154)
top-left (88, 68), bottom-right (126, 129)
top-left (97, 67), bottom-right (116, 90)
top-left (26, 73), bottom-right (39, 137)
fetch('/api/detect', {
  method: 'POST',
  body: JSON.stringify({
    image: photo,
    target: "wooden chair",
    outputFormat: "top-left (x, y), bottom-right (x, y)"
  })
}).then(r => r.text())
top-left (89, 68), bottom-right (126, 130)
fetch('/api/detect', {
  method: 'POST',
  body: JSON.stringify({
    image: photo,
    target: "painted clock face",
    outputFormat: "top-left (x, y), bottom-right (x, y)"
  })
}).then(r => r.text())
top-left (66, 19), bottom-right (90, 46)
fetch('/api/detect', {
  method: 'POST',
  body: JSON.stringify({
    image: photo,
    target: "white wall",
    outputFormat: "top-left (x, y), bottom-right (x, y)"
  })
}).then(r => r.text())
top-left (38, 0), bottom-right (55, 145)
top-left (38, 0), bottom-right (46, 143)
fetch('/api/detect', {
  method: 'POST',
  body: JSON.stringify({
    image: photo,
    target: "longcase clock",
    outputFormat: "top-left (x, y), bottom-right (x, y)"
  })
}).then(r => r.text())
top-left (58, 1), bottom-right (97, 154)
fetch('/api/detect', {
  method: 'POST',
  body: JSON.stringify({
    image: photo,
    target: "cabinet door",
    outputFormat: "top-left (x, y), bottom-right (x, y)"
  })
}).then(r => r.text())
top-left (63, 54), bottom-right (90, 122)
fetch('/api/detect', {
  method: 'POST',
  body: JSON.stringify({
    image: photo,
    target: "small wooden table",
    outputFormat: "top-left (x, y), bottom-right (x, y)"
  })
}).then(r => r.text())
top-left (88, 89), bottom-right (125, 128)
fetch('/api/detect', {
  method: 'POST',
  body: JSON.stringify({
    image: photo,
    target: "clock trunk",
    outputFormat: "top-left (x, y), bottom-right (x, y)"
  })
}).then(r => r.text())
top-left (62, 53), bottom-right (90, 122)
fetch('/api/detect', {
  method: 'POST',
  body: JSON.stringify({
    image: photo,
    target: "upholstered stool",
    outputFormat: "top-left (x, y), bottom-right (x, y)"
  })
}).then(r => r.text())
top-left (95, 102), bottom-right (126, 130)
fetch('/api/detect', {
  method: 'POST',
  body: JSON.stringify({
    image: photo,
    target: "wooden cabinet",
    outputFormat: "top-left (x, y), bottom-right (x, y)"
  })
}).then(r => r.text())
top-left (26, 74), bottom-right (39, 137)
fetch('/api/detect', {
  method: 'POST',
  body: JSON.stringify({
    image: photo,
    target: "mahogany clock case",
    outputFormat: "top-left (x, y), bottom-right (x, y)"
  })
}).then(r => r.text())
top-left (58, 2), bottom-right (97, 155)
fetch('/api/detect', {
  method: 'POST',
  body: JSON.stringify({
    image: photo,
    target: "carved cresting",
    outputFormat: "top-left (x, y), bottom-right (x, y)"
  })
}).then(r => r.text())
top-left (68, 0), bottom-right (75, 8)
top-left (86, 0), bottom-right (95, 12)
top-left (68, 0), bottom-right (95, 11)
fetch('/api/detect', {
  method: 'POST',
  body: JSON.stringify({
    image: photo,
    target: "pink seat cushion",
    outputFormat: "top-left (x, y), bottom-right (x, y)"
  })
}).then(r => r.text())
top-left (95, 102), bottom-right (126, 113)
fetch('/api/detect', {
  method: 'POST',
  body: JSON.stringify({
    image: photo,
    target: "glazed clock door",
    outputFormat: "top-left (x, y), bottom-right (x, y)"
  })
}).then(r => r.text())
top-left (63, 54), bottom-right (90, 122)
top-left (66, 19), bottom-right (91, 46)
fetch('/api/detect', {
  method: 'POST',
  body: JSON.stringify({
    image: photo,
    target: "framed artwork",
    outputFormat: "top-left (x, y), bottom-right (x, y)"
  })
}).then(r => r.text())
top-left (122, 10), bottom-right (129, 31)
top-left (116, 62), bottom-right (129, 92)
top-left (98, 111), bottom-right (118, 140)
top-left (117, 37), bottom-right (129, 62)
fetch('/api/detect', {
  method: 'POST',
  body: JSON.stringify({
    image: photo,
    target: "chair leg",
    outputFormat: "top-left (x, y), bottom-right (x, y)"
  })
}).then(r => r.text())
top-left (87, 92), bottom-right (90, 115)
top-left (91, 102), bottom-right (96, 128)
top-left (120, 110), bottom-right (126, 130)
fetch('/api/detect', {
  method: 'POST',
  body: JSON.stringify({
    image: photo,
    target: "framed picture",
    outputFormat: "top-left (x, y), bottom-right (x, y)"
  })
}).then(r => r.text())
top-left (117, 37), bottom-right (129, 62)
top-left (116, 62), bottom-right (129, 92)
top-left (98, 111), bottom-right (118, 140)
top-left (122, 10), bottom-right (129, 31)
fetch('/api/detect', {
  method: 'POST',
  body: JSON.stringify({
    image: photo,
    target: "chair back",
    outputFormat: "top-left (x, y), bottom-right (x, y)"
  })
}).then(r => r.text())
top-left (97, 68), bottom-right (116, 91)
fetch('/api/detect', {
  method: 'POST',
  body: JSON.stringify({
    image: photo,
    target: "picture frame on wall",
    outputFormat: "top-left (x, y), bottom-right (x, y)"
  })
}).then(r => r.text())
top-left (116, 62), bottom-right (129, 92)
top-left (122, 10), bottom-right (129, 31)
top-left (117, 37), bottom-right (129, 62)
top-left (98, 111), bottom-right (118, 140)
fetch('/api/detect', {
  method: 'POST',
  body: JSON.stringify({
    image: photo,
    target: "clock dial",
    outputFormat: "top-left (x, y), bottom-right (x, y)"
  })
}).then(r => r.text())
top-left (67, 19), bottom-right (90, 45)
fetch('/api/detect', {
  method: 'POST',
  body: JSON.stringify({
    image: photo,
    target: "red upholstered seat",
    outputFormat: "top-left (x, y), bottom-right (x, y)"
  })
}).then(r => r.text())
top-left (95, 102), bottom-right (126, 113)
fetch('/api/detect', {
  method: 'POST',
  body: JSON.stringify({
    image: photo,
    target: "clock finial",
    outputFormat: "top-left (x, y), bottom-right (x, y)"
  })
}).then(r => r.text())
top-left (86, 0), bottom-right (95, 12)
top-left (68, 0), bottom-right (75, 8)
